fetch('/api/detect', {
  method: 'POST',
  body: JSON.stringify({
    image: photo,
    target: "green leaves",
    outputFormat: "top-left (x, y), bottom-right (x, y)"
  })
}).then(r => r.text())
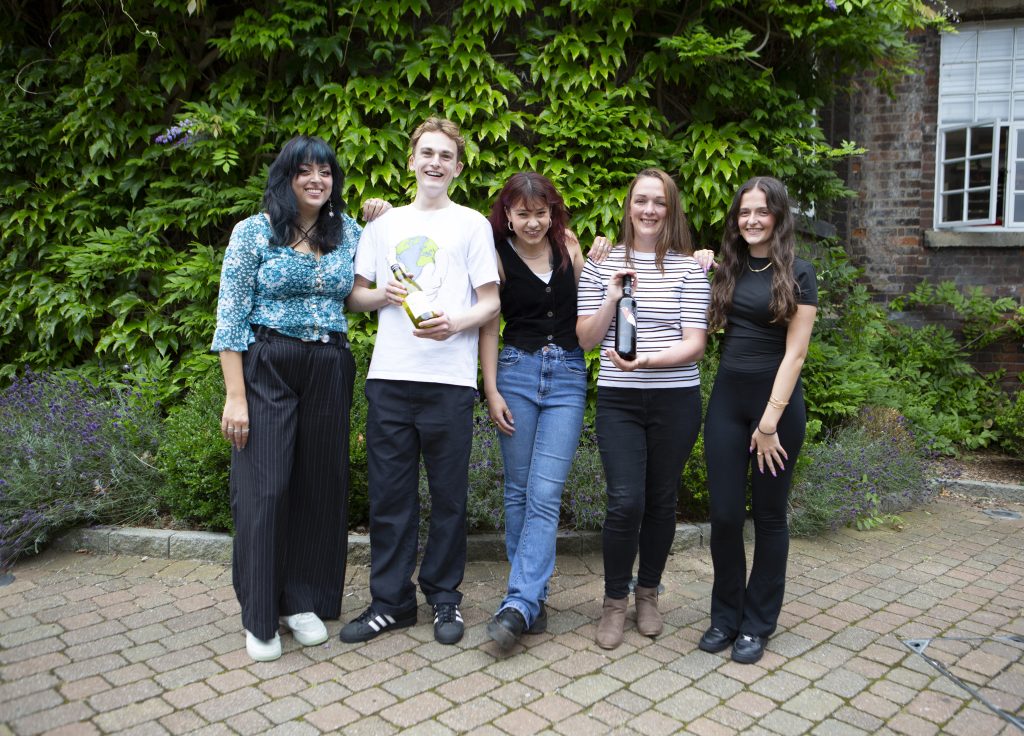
top-left (1, 0), bottom-right (949, 398)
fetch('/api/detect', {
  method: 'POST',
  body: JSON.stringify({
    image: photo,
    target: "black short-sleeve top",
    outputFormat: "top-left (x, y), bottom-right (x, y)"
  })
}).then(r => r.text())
top-left (496, 238), bottom-right (579, 351)
top-left (719, 256), bottom-right (817, 373)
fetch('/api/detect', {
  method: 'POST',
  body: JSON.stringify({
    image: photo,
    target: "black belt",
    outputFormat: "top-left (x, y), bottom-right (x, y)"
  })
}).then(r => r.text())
top-left (252, 324), bottom-right (348, 346)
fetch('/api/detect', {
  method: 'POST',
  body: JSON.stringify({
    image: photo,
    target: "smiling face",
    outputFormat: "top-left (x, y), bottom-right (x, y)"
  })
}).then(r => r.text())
top-left (506, 198), bottom-right (552, 249)
top-left (628, 176), bottom-right (668, 248)
top-left (291, 161), bottom-right (332, 219)
top-left (737, 187), bottom-right (776, 253)
top-left (409, 130), bottom-right (464, 200)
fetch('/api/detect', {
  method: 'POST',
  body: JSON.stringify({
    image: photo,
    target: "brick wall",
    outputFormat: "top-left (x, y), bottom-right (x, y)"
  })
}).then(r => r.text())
top-left (836, 29), bottom-right (1024, 392)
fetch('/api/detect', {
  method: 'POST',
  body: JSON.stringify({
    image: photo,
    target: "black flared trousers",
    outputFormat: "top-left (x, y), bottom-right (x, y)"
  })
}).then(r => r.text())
top-left (704, 366), bottom-right (805, 639)
top-left (230, 329), bottom-right (355, 640)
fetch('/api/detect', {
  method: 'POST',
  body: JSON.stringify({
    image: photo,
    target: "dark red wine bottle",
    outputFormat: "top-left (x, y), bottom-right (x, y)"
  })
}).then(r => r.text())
top-left (615, 275), bottom-right (637, 361)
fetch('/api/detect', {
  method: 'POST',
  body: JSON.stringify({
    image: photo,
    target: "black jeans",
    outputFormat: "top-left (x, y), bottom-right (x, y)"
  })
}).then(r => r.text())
top-left (364, 379), bottom-right (475, 615)
top-left (596, 385), bottom-right (702, 599)
top-left (704, 366), bottom-right (806, 639)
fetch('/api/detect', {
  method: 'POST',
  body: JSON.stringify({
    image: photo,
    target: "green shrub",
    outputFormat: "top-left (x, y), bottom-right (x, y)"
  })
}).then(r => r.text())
top-left (157, 369), bottom-right (232, 531)
top-left (0, 369), bottom-right (162, 567)
top-left (997, 383), bottom-right (1024, 457)
top-left (157, 344), bottom-right (374, 532)
top-left (788, 407), bottom-right (933, 537)
top-left (563, 426), bottom-right (607, 531)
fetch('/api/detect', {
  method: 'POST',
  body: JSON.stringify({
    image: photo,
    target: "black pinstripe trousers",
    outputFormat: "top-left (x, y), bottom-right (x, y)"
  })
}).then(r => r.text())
top-left (230, 329), bottom-right (355, 640)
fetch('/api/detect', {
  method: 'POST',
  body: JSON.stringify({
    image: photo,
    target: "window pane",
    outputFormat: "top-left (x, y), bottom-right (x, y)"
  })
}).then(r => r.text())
top-left (940, 98), bottom-right (974, 122)
top-left (942, 31), bottom-right (977, 63)
top-left (1014, 164), bottom-right (1024, 190)
top-left (941, 64), bottom-right (976, 95)
top-left (967, 190), bottom-right (991, 219)
top-left (1015, 194), bottom-right (1024, 222)
top-left (978, 96), bottom-right (1010, 120)
top-left (945, 128), bottom-right (967, 159)
top-left (970, 126), bottom-right (994, 155)
top-left (968, 157), bottom-right (992, 187)
top-left (978, 29), bottom-right (1014, 60)
top-left (943, 161), bottom-right (966, 190)
top-left (979, 62), bottom-right (1013, 91)
top-left (1018, 128), bottom-right (1024, 153)
top-left (943, 193), bottom-right (964, 221)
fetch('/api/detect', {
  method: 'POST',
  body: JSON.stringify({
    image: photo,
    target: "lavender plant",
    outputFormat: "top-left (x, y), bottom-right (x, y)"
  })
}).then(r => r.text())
top-left (563, 426), bottom-right (607, 531)
top-left (788, 407), bottom-right (935, 537)
top-left (0, 370), bottom-right (162, 567)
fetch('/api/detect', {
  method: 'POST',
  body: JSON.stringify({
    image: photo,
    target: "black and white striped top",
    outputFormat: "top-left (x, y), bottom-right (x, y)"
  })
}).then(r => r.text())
top-left (577, 249), bottom-right (710, 389)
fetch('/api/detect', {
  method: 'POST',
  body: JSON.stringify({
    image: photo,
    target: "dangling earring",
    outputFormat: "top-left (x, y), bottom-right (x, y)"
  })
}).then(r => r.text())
top-left (328, 200), bottom-right (335, 218)
top-left (507, 221), bottom-right (514, 232)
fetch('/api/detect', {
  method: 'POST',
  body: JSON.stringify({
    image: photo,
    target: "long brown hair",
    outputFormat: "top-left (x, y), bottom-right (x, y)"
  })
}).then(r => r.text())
top-left (708, 176), bottom-right (799, 330)
top-left (488, 172), bottom-right (571, 273)
top-left (619, 168), bottom-right (693, 272)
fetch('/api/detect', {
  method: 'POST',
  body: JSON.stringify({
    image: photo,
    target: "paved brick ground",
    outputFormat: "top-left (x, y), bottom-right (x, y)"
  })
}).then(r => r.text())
top-left (1, 497), bottom-right (1022, 735)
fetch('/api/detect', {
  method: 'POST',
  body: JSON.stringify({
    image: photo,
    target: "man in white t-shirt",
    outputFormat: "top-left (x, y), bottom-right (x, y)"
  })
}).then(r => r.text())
top-left (342, 117), bottom-right (499, 645)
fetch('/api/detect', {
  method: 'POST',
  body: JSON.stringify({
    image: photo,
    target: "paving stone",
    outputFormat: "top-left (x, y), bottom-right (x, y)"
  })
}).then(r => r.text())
top-left (2, 498), bottom-right (1022, 735)
top-left (258, 694), bottom-right (313, 724)
top-left (380, 692), bottom-right (452, 729)
top-left (304, 702), bottom-right (362, 732)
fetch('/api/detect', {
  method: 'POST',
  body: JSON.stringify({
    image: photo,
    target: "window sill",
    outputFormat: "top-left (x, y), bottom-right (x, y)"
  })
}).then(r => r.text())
top-left (925, 230), bottom-right (1024, 248)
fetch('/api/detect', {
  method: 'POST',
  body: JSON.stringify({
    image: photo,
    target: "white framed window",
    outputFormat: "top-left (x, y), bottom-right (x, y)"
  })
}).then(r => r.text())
top-left (935, 23), bottom-right (1024, 229)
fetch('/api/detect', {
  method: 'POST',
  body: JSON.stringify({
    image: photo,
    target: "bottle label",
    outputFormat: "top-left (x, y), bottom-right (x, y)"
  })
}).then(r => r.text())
top-left (619, 306), bottom-right (637, 328)
top-left (405, 290), bottom-right (435, 318)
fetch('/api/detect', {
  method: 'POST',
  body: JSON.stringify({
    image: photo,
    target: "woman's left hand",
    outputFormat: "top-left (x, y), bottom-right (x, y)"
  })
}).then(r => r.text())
top-left (361, 198), bottom-right (392, 222)
top-left (605, 348), bottom-right (646, 372)
top-left (750, 428), bottom-right (788, 477)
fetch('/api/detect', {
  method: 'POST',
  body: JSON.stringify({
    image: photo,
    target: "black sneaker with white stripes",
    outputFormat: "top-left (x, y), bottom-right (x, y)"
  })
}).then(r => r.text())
top-left (339, 606), bottom-right (416, 643)
top-left (432, 602), bottom-right (464, 644)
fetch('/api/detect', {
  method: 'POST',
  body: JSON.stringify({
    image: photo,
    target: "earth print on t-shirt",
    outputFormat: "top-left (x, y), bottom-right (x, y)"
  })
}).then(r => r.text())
top-left (393, 235), bottom-right (447, 301)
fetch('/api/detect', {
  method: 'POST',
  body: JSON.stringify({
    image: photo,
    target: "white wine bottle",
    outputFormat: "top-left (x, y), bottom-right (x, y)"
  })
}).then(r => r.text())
top-left (615, 274), bottom-right (637, 361)
top-left (390, 262), bottom-right (441, 328)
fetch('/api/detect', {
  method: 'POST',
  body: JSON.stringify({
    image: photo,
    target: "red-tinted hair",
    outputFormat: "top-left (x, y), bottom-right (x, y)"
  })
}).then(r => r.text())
top-left (488, 172), bottom-right (571, 273)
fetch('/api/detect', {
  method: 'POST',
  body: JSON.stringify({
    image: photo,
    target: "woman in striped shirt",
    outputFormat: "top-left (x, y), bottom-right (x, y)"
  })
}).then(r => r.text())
top-left (576, 168), bottom-right (711, 650)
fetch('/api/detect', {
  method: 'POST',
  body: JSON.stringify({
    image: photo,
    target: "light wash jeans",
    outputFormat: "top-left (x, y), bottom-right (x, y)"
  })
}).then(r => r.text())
top-left (495, 344), bottom-right (587, 627)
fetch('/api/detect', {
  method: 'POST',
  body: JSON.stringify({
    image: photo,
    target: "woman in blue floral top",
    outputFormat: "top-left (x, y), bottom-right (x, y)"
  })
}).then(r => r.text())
top-left (212, 135), bottom-right (361, 662)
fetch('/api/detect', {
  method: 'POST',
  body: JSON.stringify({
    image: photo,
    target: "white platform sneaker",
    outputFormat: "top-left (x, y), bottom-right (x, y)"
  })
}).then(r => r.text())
top-left (245, 631), bottom-right (282, 662)
top-left (280, 612), bottom-right (329, 646)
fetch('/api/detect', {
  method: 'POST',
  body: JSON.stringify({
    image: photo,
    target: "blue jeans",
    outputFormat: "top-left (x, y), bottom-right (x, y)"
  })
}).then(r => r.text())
top-left (495, 344), bottom-right (587, 627)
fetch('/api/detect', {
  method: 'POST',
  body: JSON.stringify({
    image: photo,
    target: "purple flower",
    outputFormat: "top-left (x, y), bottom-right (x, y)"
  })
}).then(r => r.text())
top-left (826, 0), bottom-right (837, 9)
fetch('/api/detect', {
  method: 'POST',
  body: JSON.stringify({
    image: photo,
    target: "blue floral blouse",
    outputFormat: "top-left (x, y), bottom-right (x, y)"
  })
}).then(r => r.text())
top-left (211, 213), bottom-right (361, 352)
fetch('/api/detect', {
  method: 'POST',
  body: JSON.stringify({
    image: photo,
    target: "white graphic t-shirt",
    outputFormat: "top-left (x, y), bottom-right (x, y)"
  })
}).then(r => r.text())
top-left (354, 202), bottom-right (498, 387)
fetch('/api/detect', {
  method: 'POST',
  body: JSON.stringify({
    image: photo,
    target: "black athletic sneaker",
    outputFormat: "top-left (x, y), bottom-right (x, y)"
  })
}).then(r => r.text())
top-left (339, 606), bottom-right (416, 643)
top-left (432, 603), bottom-right (464, 644)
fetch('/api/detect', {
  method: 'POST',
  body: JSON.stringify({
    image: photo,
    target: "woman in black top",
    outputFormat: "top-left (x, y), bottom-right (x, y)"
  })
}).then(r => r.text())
top-left (700, 176), bottom-right (817, 664)
top-left (480, 172), bottom-right (606, 652)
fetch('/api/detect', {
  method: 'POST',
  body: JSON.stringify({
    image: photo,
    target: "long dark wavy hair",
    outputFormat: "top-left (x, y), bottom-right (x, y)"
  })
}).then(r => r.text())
top-left (263, 135), bottom-right (345, 254)
top-left (488, 172), bottom-right (571, 273)
top-left (708, 176), bottom-right (798, 330)
top-left (619, 168), bottom-right (693, 272)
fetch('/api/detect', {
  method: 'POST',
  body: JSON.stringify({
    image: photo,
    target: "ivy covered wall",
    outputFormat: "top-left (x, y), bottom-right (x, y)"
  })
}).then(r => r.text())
top-left (0, 0), bottom-right (943, 390)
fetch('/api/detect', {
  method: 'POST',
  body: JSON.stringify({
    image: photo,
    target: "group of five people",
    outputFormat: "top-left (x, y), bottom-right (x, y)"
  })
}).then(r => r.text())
top-left (212, 117), bottom-right (817, 667)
